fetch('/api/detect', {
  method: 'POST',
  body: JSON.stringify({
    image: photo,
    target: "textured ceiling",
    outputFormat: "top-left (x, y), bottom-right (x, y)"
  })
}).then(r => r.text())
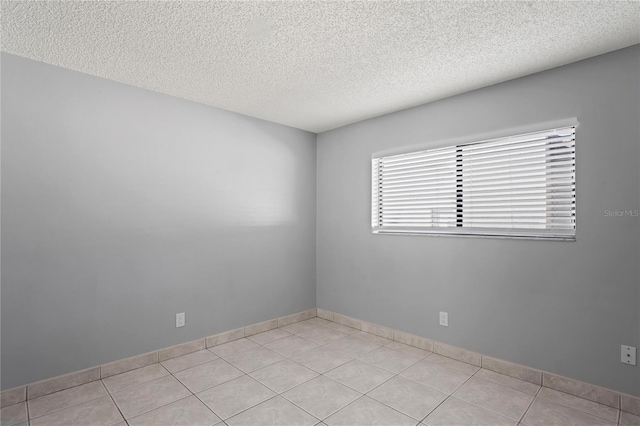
top-left (2, 1), bottom-right (639, 133)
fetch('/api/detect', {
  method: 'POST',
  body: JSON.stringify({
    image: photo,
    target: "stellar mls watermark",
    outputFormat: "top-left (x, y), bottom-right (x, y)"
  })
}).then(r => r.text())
top-left (604, 209), bottom-right (639, 217)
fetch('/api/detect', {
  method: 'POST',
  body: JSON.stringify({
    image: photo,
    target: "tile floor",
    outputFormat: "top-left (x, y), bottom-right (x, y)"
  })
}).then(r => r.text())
top-left (1, 317), bottom-right (635, 426)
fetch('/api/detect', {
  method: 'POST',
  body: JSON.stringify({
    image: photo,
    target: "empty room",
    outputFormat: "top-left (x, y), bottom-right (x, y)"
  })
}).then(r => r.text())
top-left (1, 1), bottom-right (639, 425)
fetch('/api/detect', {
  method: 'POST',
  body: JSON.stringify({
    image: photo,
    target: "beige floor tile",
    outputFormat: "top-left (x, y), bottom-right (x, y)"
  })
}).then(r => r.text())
top-left (384, 341), bottom-right (431, 358)
top-left (160, 349), bottom-right (218, 373)
top-left (538, 387), bottom-right (618, 422)
top-left (326, 396), bottom-right (416, 426)
top-left (352, 331), bottom-right (392, 347)
top-left (111, 375), bottom-right (191, 419)
top-left (453, 377), bottom-right (534, 421)
top-left (30, 395), bottom-right (124, 426)
top-left (296, 327), bottom-right (348, 345)
top-left (127, 396), bottom-right (221, 426)
top-left (621, 411), bottom-right (640, 426)
top-left (174, 359), bottom-right (244, 393)
top-left (324, 359), bottom-right (394, 393)
top-left (247, 329), bottom-right (292, 345)
top-left (102, 363), bottom-right (169, 393)
top-left (522, 398), bottom-right (616, 426)
top-left (474, 368), bottom-right (540, 395)
top-left (249, 359), bottom-right (319, 393)
top-left (400, 359), bottom-right (472, 394)
top-left (322, 322), bottom-right (360, 335)
top-left (223, 346), bottom-right (285, 373)
top-left (0, 402), bottom-right (27, 426)
top-left (290, 347), bottom-right (354, 374)
top-left (368, 376), bottom-right (447, 421)
top-left (358, 346), bottom-right (422, 374)
top-left (427, 354), bottom-right (480, 375)
top-left (281, 320), bottom-right (324, 335)
top-left (226, 396), bottom-right (318, 426)
top-left (424, 397), bottom-right (516, 426)
top-left (264, 335), bottom-right (319, 358)
top-left (304, 318), bottom-right (333, 327)
top-left (28, 381), bottom-right (107, 419)
top-left (322, 336), bottom-right (383, 358)
top-left (208, 338), bottom-right (259, 358)
top-left (196, 376), bottom-right (275, 420)
top-left (282, 376), bottom-right (361, 420)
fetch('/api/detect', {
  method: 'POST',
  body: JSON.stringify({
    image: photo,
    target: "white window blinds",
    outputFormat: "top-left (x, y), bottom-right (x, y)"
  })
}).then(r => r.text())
top-left (372, 126), bottom-right (576, 240)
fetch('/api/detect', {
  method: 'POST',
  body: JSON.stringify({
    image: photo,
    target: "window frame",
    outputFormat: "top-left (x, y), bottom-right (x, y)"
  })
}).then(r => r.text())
top-left (371, 120), bottom-right (577, 241)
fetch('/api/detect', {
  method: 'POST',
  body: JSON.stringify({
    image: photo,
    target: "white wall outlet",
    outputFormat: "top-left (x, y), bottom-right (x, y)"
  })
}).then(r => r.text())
top-left (439, 311), bottom-right (448, 327)
top-left (176, 312), bottom-right (185, 328)
top-left (621, 345), bottom-right (636, 365)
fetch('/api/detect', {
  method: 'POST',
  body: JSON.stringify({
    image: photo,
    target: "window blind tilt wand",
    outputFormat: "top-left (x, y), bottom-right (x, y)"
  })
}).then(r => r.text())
top-left (371, 126), bottom-right (576, 240)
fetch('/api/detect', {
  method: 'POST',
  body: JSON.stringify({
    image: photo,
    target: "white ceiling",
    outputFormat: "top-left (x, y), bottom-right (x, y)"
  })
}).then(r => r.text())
top-left (2, 1), bottom-right (639, 133)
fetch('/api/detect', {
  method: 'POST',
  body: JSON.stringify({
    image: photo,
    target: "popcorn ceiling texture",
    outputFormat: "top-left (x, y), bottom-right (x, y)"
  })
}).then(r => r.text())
top-left (1, 1), bottom-right (639, 132)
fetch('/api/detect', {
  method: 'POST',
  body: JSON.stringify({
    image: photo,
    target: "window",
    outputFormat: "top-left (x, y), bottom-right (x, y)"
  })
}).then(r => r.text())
top-left (371, 126), bottom-right (576, 240)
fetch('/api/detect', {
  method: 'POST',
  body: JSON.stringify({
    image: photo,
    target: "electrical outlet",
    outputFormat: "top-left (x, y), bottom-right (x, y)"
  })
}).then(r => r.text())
top-left (621, 345), bottom-right (636, 365)
top-left (439, 311), bottom-right (448, 327)
top-left (176, 312), bottom-right (185, 328)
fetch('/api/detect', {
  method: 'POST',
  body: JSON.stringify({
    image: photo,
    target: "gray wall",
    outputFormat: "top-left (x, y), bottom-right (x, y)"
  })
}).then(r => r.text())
top-left (1, 53), bottom-right (317, 390)
top-left (317, 45), bottom-right (640, 396)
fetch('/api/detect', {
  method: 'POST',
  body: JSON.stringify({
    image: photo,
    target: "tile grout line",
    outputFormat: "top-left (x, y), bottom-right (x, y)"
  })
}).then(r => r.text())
top-left (110, 349), bottom-right (253, 422)
top-left (103, 384), bottom-right (129, 426)
top-left (451, 388), bottom-right (536, 424)
top-left (129, 394), bottom-right (199, 424)
top-left (167, 366), bottom-right (228, 425)
top-left (240, 343), bottom-right (327, 426)
top-left (354, 350), bottom-right (442, 423)
top-left (192, 386), bottom-right (261, 425)
top-left (355, 359), bottom-right (431, 423)
top-left (108, 363), bottom-right (192, 423)
top-left (451, 368), bottom-right (538, 423)
top-left (281, 382), bottom-right (361, 424)
top-left (25, 394), bottom-right (30, 424)
top-left (416, 366), bottom-right (479, 425)
top-left (272, 388), bottom-right (323, 423)
top-left (26, 381), bottom-right (112, 422)
top-left (518, 377), bottom-right (544, 425)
